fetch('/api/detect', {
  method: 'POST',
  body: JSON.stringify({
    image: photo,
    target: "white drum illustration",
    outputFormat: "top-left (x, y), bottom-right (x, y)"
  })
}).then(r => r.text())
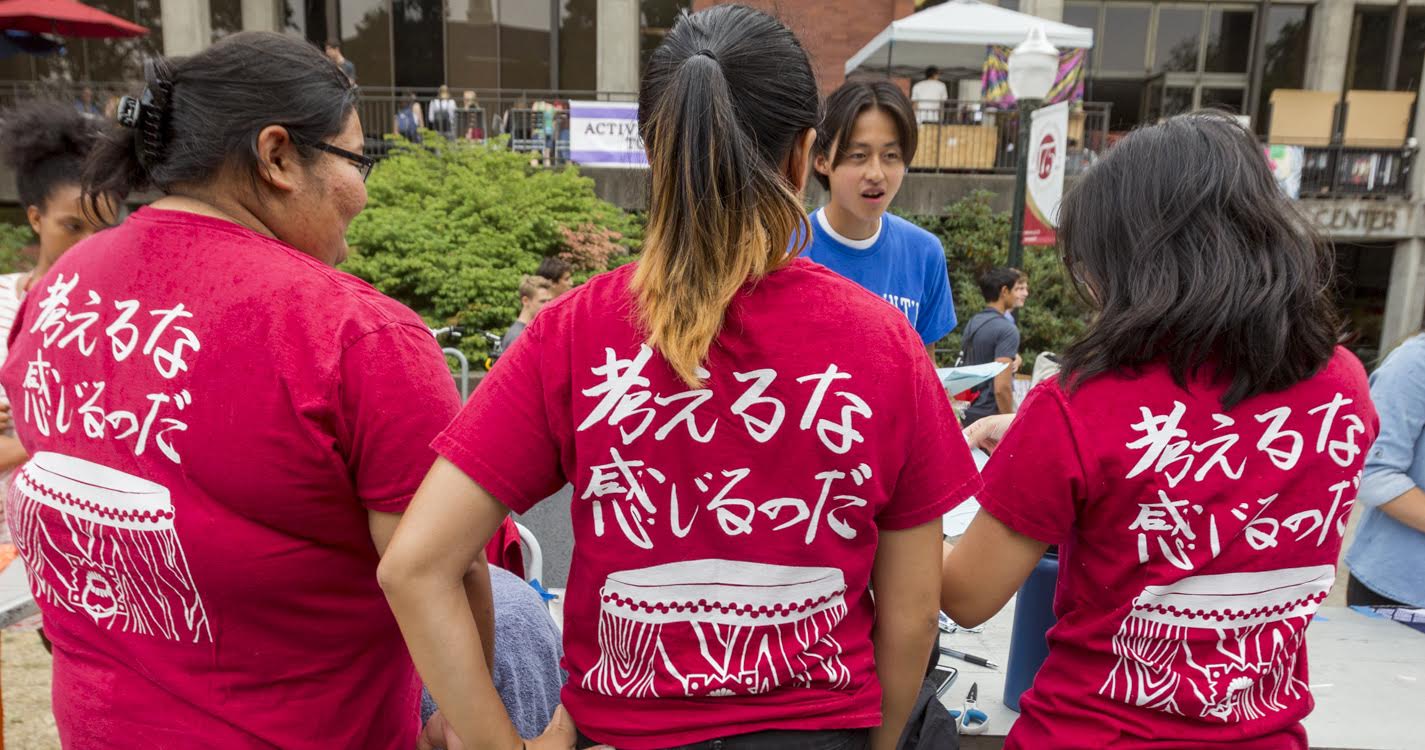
top-left (582, 559), bottom-right (852, 698)
top-left (7, 452), bottom-right (210, 643)
top-left (1100, 565), bottom-right (1334, 722)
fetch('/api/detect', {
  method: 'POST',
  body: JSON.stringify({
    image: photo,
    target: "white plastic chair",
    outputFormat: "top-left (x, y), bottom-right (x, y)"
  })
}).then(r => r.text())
top-left (513, 521), bottom-right (543, 584)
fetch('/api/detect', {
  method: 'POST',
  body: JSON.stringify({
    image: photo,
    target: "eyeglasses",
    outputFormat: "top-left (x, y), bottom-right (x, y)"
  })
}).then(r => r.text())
top-left (305, 140), bottom-right (375, 182)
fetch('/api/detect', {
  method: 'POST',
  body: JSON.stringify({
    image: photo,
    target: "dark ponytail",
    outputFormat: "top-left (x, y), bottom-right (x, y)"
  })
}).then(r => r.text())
top-left (633, 5), bottom-right (820, 387)
top-left (84, 31), bottom-right (356, 213)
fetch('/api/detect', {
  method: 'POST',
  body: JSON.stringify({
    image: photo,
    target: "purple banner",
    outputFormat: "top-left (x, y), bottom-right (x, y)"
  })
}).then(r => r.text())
top-left (571, 105), bottom-right (639, 120)
top-left (569, 149), bottom-right (648, 165)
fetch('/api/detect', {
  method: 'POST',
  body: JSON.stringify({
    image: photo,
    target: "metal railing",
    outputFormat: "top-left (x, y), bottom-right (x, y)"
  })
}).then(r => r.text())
top-left (341, 87), bottom-right (629, 164)
top-left (1296, 145), bottom-right (1415, 199)
top-left (907, 100), bottom-right (1113, 175)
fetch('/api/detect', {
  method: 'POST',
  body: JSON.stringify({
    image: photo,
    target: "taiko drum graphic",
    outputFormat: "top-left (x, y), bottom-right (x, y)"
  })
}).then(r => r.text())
top-left (583, 559), bottom-right (852, 698)
top-left (8, 452), bottom-right (210, 643)
top-left (1099, 565), bottom-right (1334, 722)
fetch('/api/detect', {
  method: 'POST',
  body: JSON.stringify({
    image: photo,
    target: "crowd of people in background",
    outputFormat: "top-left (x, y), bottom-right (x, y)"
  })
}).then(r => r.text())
top-left (0, 5), bottom-right (1414, 750)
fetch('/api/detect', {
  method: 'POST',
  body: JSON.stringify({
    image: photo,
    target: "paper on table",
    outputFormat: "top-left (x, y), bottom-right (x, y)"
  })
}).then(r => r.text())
top-left (943, 447), bottom-right (990, 538)
top-left (937, 362), bottom-right (1008, 396)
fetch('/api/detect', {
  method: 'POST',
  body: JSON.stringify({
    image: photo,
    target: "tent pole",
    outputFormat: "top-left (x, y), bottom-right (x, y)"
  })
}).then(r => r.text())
top-left (888, 37), bottom-right (895, 80)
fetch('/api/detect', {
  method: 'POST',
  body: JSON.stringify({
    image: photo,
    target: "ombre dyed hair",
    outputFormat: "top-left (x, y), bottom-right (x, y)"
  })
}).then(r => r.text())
top-left (633, 4), bottom-right (820, 386)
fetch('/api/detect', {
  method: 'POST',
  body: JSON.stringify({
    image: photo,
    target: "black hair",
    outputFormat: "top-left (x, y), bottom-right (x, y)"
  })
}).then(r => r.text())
top-left (536, 255), bottom-right (572, 282)
top-left (1057, 111), bottom-right (1339, 409)
top-left (84, 31), bottom-right (356, 209)
top-left (925, 66), bottom-right (940, 78)
top-left (634, 4), bottom-right (820, 386)
top-left (812, 79), bottom-right (917, 190)
top-left (978, 267), bottom-right (1024, 303)
top-left (1, 99), bottom-right (104, 210)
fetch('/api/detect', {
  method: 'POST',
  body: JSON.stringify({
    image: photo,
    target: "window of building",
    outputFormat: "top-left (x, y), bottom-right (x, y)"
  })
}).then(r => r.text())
top-left (1063, 2), bottom-right (1100, 71)
top-left (340, 0), bottom-right (392, 87)
top-left (640, 0), bottom-right (690, 74)
top-left (1204, 7), bottom-right (1254, 73)
top-left (1256, 3), bottom-right (1310, 134)
top-left (498, 0), bottom-right (552, 91)
top-left (393, 0), bottom-right (444, 88)
top-left (211, 0), bottom-right (244, 41)
top-left (445, 0), bottom-right (499, 90)
top-left (560, 0), bottom-right (598, 92)
top-left (1098, 4), bottom-right (1151, 73)
top-left (1348, 7), bottom-right (1425, 91)
top-left (1092, 78), bottom-right (1146, 130)
top-left (283, 0), bottom-right (330, 47)
top-left (1070, 1), bottom-right (1314, 132)
top-left (1153, 6), bottom-right (1204, 74)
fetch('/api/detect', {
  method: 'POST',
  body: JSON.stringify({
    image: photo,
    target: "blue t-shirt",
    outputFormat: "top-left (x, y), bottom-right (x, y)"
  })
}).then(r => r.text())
top-left (804, 208), bottom-right (956, 344)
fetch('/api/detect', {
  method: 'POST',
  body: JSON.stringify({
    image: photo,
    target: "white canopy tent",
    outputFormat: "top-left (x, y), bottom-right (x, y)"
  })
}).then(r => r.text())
top-left (843, 0), bottom-right (1094, 77)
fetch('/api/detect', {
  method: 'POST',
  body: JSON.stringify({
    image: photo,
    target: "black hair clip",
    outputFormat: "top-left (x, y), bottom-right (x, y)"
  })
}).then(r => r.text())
top-left (118, 83), bottom-right (169, 169)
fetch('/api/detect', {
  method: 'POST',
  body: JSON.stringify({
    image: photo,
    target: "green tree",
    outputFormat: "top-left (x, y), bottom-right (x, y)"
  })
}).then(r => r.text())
top-left (0, 222), bottom-right (33, 275)
top-left (343, 136), bottom-right (638, 361)
top-left (905, 190), bottom-right (1091, 369)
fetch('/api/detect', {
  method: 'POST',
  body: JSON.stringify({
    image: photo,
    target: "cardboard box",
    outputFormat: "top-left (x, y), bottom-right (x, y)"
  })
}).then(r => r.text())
top-left (1268, 90), bottom-right (1339, 146)
top-left (1343, 90), bottom-right (1416, 147)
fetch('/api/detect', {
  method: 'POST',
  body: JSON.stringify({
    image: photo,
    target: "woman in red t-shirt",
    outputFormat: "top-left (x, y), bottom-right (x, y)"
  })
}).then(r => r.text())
top-left (941, 112), bottom-right (1380, 749)
top-left (0, 32), bottom-right (508, 749)
top-left (380, 6), bottom-right (980, 750)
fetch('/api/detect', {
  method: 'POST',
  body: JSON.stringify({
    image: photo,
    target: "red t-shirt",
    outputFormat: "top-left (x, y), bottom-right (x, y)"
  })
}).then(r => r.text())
top-left (434, 259), bottom-right (979, 749)
top-left (0, 207), bottom-right (460, 749)
top-left (978, 349), bottom-right (1378, 749)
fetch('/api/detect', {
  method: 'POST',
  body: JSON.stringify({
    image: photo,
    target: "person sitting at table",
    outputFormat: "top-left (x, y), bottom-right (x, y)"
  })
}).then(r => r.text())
top-left (941, 112), bottom-right (1378, 749)
top-left (419, 564), bottom-right (566, 747)
top-left (377, 6), bottom-right (980, 750)
top-left (0, 32), bottom-right (489, 749)
top-left (1344, 317), bottom-right (1425, 609)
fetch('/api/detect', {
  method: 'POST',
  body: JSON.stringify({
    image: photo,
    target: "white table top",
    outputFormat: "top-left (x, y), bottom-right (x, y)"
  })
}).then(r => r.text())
top-left (938, 600), bottom-right (1425, 750)
top-left (0, 559), bottom-right (37, 629)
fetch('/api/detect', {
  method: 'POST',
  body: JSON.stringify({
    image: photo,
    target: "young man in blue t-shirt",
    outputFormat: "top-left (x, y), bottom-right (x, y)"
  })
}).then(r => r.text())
top-left (806, 80), bottom-right (955, 357)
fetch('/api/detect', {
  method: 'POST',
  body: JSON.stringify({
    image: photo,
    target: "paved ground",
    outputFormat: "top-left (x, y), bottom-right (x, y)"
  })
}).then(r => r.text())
top-left (2, 629), bottom-right (59, 749)
top-left (514, 484), bottom-right (575, 588)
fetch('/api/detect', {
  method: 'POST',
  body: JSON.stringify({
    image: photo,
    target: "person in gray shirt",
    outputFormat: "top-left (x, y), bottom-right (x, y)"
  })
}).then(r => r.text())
top-left (960, 267), bottom-right (1028, 426)
top-left (420, 565), bottom-right (565, 743)
top-left (499, 275), bottom-right (555, 354)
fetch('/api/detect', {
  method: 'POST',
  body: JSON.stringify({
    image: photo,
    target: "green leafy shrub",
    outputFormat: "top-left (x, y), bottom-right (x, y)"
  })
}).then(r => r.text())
top-left (0, 222), bottom-right (34, 274)
top-left (343, 136), bottom-right (639, 361)
top-left (905, 190), bottom-right (1092, 369)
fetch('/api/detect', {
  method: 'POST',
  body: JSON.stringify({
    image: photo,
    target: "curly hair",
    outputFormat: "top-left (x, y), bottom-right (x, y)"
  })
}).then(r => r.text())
top-left (1, 98), bottom-right (103, 209)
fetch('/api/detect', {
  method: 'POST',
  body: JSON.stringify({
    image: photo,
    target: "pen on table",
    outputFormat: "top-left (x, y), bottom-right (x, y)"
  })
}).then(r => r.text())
top-left (940, 645), bottom-right (999, 669)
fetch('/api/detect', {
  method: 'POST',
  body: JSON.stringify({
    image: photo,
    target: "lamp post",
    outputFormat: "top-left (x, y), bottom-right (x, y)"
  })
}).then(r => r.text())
top-left (1006, 26), bottom-right (1059, 269)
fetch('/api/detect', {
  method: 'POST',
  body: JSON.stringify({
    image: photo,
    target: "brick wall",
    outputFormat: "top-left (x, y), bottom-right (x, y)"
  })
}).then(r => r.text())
top-left (690, 0), bottom-right (916, 92)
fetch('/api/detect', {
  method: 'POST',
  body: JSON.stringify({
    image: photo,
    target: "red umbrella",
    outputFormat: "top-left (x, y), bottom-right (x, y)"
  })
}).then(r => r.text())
top-left (0, 0), bottom-right (147, 39)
